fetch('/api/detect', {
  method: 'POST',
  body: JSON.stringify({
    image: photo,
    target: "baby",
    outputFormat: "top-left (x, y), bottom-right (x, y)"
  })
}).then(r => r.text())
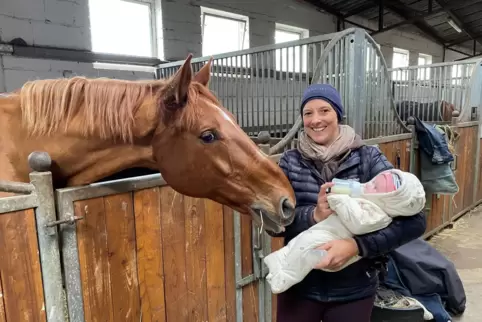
top-left (263, 168), bottom-right (426, 294)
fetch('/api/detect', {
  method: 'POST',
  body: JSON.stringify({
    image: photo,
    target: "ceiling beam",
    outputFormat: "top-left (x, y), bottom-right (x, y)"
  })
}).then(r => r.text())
top-left (433, 0), bottom-right (482, 48)
top-left (369, 0), bottom-right (446, 45)
top-left (447, 33), bottom-right (482, 47)
top-left (370, 8), bottom-right (445, 36)
top-left (301, 0), bottom-right (376, 32)
top-left (344, 3), bottom-right (378, 18)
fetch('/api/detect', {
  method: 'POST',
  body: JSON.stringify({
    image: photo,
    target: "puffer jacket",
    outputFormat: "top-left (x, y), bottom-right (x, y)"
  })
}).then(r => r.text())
top-left (269, 145), bottom-right (427, 303)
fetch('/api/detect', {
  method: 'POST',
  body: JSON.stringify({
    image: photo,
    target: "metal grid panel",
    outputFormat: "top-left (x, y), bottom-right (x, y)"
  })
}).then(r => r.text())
top-left (157, 28), bottom-right (410, 139)
top-left (388, 59), bottom-right (482, 123)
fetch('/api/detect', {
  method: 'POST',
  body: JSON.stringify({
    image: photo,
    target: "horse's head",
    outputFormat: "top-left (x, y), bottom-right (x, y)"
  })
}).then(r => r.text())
top-left (150, 55), bottom-right (295, 233)
top-left (441, 100), bottom-right (456, 121)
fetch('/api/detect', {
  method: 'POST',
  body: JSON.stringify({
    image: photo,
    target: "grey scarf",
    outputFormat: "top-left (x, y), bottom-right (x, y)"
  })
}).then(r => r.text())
top-left (298, 125), bottom-right (364, 181)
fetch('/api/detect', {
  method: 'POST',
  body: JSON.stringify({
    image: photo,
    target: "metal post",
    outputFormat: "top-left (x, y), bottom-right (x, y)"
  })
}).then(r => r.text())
top-left (407, 117), bottom-right (417, 175)
top-left (0, 55), bottom-right (6, 93)
top-left (473, 113), bottom-right (481, 205)
top-left (28, 152), bottom-right (66, 322)
top-left (350, 29), bottom-right (367, 136)
top-left (258, 142), bottom-right (272, 322)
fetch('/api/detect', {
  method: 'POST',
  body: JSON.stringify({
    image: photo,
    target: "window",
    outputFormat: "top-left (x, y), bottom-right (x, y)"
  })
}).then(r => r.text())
top-left (274, 23), bottom-right (309, 72)
top-left (88, 0), bottom-right (156, 57)
top-left (417, 53), bottom-right (432, 80)
top-left (201, 7), bottom-right (249, 56)
top-left (392, 47), bottom-right (409, 81)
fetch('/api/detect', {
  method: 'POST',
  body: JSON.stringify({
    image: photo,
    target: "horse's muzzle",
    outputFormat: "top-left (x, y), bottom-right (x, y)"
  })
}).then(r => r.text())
top-left (279, 197), bottom-right (295, 225)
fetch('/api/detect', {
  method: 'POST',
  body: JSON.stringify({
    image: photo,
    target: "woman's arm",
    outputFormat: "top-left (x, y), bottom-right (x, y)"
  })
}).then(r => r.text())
top-left (352, 146), bottom-right (427, 258)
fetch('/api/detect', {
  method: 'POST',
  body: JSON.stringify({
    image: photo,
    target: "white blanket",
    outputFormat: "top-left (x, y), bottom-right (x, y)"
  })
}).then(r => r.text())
top-left (264, 169), bottom-right (426, 294)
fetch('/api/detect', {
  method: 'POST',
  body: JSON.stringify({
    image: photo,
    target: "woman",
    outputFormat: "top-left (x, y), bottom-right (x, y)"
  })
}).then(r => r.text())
top-left (270, 84), bottom-right (426, 322)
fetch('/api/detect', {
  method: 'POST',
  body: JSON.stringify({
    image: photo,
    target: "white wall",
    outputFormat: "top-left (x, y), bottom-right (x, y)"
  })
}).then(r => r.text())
top-left (0, 0), bottom-right (471, 94)
top-left (0, 0), bottom-right (155, 93)
top-left (159, 0), bottom-right (469, 63)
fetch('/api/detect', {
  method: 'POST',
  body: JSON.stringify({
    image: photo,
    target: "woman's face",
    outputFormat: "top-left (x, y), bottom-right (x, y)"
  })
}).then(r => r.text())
top-left (302, 99), bottom-right (339, 146)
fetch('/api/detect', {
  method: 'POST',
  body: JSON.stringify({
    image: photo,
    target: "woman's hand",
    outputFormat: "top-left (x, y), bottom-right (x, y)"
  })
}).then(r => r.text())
top-left (313, 182), bottom-right (335, 223)
top-left (313, 238), bottom-right (359, 271)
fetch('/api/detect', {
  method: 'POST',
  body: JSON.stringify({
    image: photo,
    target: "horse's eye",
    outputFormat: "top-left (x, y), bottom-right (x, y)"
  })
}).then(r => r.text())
top-left (200, 130), bottom-right (217, 143)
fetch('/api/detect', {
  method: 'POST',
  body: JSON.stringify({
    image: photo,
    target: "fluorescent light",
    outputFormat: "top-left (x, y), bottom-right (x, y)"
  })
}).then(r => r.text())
top-left (448, 19), bottom-right (462, 33)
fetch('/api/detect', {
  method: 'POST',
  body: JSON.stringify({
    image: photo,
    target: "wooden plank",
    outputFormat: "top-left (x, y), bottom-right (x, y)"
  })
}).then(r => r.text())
top-left (241, 215), bottom-right (258, 321)
top-left (204, 200), bottom-right (227, 321)
top-left (431, 194), bottom-right (443, 229)
top-left (270, 236), bottom-right (284, 322)
top-left (0, 271), bottom-right (5, 322)
top-left (75, 198), bottom-right (113, 322)
top-left (463, 127), bottom-right (477, 209)
top-left (134, 187), bottom-right (166, 322)
top-left (159, 187), bottom-right (189, 321)
top-left (223, 206), bottom-right (236, 322)
top-left (184, 196), bottom-right (208, 321)
top-left (378, 139), bottom-right (411, 171)
top-left (0, 209), bottom-right (46, 322)
top-left (104, 193), bottom-right (140, 321)
top-left (453, 127), bottom-right (468, 214)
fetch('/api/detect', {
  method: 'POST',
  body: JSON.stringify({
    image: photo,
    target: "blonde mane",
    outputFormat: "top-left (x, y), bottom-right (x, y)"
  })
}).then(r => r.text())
top-left (19, 76), bottom-right (166, 142)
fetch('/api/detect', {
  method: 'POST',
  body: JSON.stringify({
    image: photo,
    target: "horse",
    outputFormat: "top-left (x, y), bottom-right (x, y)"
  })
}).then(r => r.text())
top-left (395, 100), bottom-right (455, 123)
top-left (0, 55), bottom-right (295, 234)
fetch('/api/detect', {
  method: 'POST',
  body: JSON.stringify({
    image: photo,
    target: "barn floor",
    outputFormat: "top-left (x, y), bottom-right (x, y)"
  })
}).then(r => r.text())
top-left (427, 204), bottom-right (482, 322)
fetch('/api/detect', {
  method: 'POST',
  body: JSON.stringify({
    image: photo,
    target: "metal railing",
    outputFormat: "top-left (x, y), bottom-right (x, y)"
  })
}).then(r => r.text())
top-left (388, 59), bottom-right (482, 123)
top-left (157, 28), bottom-right (409, 139)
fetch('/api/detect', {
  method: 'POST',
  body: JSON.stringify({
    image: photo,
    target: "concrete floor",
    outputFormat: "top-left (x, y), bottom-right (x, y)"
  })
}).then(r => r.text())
top-left (427, 204), bottom-right (482, 322)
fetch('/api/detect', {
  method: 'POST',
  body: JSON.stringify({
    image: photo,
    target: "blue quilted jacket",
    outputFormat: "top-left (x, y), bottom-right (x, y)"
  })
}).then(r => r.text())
top-left (270, 145), bottom-right (427, 302)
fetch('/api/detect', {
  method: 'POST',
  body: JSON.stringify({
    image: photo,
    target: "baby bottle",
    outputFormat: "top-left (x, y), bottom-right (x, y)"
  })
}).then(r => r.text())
top-left (304, 249), bottom-right (328, 268)
top-left (329, 178), bottom-right (363, 197)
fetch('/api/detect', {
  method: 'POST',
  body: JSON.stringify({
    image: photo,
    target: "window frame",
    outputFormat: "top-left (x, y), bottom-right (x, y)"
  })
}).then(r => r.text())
top-left (89, 0), bottom-right (158, 58)
top-left (274, 23), bottom-right (309, 73)
top-left (200, 7), bottom-right (250, 57)
top-left (392, 47), bottom-right (410, 81)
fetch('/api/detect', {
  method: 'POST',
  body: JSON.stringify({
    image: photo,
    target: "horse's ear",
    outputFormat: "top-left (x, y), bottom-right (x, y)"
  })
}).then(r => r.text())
top-left (164, 54), bottom-right (193, 109)
top-left (194, 57), bottom-right (213, 86)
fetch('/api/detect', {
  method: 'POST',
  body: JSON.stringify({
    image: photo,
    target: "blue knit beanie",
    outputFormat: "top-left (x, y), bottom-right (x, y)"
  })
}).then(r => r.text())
top-left (300, 84), bottom-right (344, 122)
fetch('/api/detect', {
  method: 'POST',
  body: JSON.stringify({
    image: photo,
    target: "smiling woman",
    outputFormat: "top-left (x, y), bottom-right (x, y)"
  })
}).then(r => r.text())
top-left (268, 83), bottom-right (426, 322)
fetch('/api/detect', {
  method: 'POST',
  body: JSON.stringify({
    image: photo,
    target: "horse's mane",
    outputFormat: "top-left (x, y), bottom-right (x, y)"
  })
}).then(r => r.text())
top-left (18, 75), bottom-right (218, 143)
top-left (19, 76), bottom-right (167, 142)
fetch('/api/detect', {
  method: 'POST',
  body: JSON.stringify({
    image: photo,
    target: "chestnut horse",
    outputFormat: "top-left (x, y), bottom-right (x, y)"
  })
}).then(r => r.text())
top-left (0, 55), bottom-right (295, 233)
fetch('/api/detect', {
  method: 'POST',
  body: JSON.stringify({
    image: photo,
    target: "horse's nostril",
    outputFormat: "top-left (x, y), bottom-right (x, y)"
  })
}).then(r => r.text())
top-left (280, 198), bottom-right (295, 222)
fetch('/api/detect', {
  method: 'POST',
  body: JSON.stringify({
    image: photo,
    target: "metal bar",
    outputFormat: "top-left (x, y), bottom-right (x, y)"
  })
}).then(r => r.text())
top-left (234, 211), bottom-right (243, 322)
top-left (57, 192), bottom-right (84, 322)
top-left (0, 180), bottom-right (35, 194)
top-left (55, 173), bottom-right (166, 202)
top-left (363, 133), bottom-right (413, 145)
top-left (379, 0), bottom-right (384, 31)
top-left (0, 194), bottom-right (38, 214)
top-left (157, 29), bottom-right (358, 67)
top-left (9, 43), bottom-right (164, 67)
top-left (29, 171), bottom-right (65, 322)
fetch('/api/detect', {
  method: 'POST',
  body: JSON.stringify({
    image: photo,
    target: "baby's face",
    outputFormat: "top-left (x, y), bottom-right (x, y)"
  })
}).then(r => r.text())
top-left (364, 173), bottom-right (397, 193)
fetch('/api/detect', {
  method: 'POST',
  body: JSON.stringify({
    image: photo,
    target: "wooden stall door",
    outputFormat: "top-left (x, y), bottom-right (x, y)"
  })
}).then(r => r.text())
top-left (0, 209), bottom-right (46, 322)
top-left (73, 187), bottom-right (232, 322)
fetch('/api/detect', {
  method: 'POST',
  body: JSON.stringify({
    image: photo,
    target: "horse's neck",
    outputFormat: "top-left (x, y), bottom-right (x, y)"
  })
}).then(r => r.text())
top-left (0, 94), bottom-right (157, 186)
